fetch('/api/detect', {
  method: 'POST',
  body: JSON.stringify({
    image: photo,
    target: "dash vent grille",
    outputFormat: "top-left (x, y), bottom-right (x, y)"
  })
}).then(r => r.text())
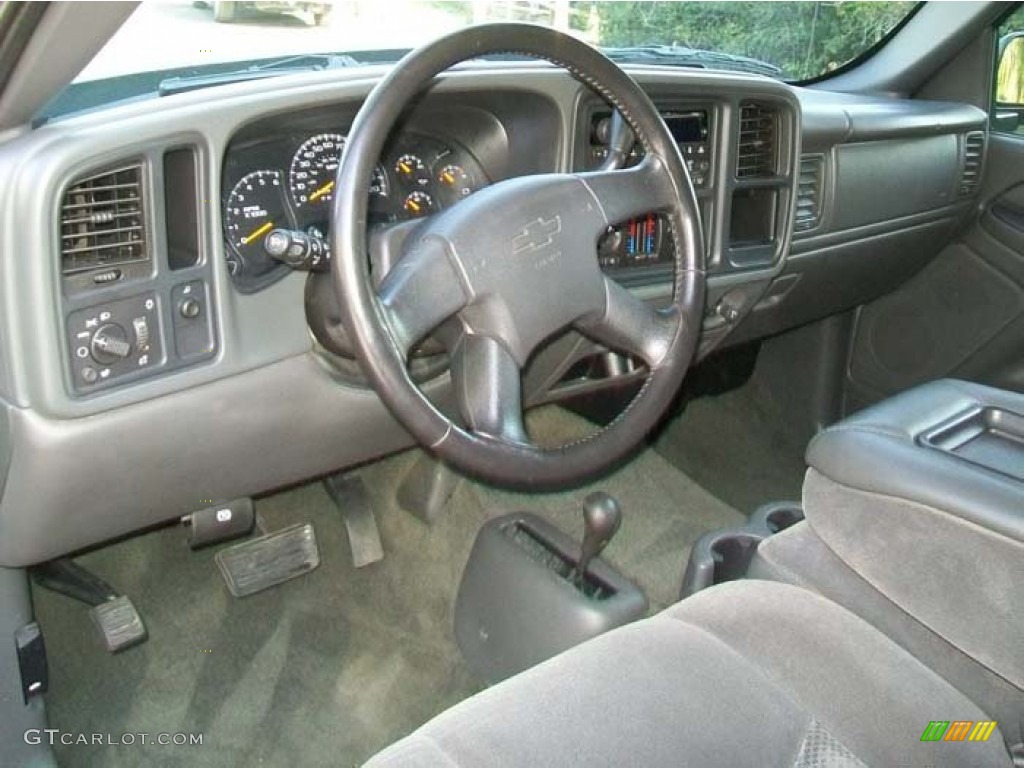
top-left (959, 131), bottom-right (985, 197)
top-left (60, 164), bottom-right (147, 274)
top-left (795, 155), bottom-right (824, 233)
top-left (737, 102), bottom-right (777, 179)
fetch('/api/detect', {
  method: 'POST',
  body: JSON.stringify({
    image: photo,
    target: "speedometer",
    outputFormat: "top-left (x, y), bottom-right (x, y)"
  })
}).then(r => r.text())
top-left (289, 133), bottom-right (345, 209)
top-left (289, 133), bottom-right (390, 210)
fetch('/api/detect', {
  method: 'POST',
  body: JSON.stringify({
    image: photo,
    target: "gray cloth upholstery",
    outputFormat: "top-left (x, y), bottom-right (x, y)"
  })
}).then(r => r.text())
top-left (366, 581), bottom-right (1011, 767)
top-left (803, 468), bottom-right (1024, 691)
top-left (749, 520), bottom-right (1024, 746)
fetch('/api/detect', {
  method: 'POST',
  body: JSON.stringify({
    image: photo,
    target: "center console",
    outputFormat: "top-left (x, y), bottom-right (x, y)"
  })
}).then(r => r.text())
top-left (797, 379), bottom-right (1024, 692)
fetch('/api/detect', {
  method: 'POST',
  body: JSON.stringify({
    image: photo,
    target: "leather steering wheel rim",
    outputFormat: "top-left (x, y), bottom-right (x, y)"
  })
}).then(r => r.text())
top-left (331, 23), bottom-right (705, 490)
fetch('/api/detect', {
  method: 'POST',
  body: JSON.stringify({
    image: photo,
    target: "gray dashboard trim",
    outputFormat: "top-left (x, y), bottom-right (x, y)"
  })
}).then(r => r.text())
top-left (0, 59), bottom-right (990, 563)
top-left (0, 64), bottom-right (799, 420)
top-left (797, 88), bottom-right (987, 148)
top-left (0, 353), bottom-right (445, 567)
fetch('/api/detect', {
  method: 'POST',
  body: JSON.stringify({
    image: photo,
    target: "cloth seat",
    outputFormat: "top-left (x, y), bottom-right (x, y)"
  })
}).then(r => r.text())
top-left (366, 580), bottom-right (1012, 767)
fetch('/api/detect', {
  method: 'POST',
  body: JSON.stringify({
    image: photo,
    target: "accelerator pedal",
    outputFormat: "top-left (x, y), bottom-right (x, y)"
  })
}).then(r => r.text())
top-left (323, 472), bottom-right (384, 568)
top-left (215, 523), bottom-right (320, 597)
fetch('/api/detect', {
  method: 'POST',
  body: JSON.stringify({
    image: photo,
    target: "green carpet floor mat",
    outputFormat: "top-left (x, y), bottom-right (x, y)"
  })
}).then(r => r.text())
top-left (34, 407), bottom-right (742, 767)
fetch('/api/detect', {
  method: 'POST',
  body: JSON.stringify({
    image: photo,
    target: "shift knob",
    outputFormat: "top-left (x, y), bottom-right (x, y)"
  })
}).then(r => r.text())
top-left (574, 492), bottom-right (623, 582)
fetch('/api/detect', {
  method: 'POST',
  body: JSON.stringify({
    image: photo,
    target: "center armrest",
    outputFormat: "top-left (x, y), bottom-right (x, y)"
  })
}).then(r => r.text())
top-left (806, 378), bottom-right (1024, 542)
top-left (801, 379), bottom-right (1024, 689)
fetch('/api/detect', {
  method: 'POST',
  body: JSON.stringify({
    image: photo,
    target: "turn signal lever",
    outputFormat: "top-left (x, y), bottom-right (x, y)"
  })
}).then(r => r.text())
top-left (571, 491), bottom-right (623, 585)
top-left (263, 228), bottom-right (331, 272)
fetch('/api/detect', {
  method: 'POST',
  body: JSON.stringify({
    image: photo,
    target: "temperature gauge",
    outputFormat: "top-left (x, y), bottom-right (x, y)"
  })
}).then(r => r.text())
top-left (436, 164), bottom-right (473, 202)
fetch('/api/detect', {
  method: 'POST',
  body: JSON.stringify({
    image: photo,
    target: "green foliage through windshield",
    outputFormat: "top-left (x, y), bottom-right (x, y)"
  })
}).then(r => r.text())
top-left (435, 1), bottom-right (916, 82)
top-left (49, 1), bottom-right (918, 120)
top-left (592, 2), bottom-right (915, 81)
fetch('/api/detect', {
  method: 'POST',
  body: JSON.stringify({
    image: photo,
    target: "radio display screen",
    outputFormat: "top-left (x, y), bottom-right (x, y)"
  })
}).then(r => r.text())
top-left (664, 111), bottom-right (708, 144)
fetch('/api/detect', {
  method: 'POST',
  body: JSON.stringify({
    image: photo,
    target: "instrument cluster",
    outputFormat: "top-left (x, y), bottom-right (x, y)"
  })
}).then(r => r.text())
top-left (222, 131), bottom-right (487, 290)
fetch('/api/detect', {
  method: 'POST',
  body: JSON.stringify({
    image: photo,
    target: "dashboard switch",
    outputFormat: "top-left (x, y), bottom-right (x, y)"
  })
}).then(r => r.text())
top-left (171, 280), bottom-right (215, 360)
top-left (179, 298), bottom-right (201, 319)
top-left (132, 317), bottom-right (150, 350)
top-left (90, 323), bottom-right (132, 364)
top-left (66, 292), bottom-right (163, 393)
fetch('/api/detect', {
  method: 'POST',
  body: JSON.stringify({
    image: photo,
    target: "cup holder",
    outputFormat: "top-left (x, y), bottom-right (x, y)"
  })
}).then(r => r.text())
top-left (680, 501), bottom-right (804, 600)
top-left (708, 531), bottom-right (764, 583)
top-left (759, 503), bottom-right (804, 535)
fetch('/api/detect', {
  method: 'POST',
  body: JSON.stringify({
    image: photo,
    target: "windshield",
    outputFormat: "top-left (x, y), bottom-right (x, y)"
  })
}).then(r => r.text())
top-left (57, 1), bottom-right (915, 114)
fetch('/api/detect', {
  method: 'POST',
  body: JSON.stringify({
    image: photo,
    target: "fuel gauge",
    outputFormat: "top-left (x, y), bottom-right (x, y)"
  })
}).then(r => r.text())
top-left (394, 154), bottom-right (430, 189)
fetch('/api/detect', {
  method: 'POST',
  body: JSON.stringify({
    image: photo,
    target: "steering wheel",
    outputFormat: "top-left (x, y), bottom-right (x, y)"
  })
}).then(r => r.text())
top-left (331, 23), bottom-right (705, 490)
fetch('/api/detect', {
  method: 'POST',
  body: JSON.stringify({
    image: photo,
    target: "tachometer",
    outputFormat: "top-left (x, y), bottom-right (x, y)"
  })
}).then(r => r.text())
top-left (289, 133), bottom-right (345, 209)
top-left (224, 170), bottom-right (290, 265)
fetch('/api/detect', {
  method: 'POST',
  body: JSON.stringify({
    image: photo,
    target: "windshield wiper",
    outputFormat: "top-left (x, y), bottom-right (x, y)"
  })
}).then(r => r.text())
top-left (157, 53), bottom-right (362, 96)
top-left (602, 45), bottom-right (782, 78)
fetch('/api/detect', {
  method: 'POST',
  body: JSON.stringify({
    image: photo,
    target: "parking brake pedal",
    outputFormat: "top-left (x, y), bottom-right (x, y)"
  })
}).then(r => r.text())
top-left (33, 560), bottom-right (147, 653)
top-left (215, 523), bottom-right (320, 597)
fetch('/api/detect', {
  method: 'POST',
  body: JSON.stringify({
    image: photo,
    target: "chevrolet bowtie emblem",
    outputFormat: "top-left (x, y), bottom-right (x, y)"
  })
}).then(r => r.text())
top-left (511, 215), bottom-right (562, 255)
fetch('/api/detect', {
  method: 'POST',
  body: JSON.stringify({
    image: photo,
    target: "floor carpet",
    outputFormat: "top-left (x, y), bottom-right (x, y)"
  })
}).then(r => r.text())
top-left (653, 373), bottom-right (808, 514)
top-left (34, 408), bottom-right (743, 767)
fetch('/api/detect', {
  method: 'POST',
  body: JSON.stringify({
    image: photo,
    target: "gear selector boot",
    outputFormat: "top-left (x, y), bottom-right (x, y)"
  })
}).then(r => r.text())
top-left (454, 493), bottom-right (647, 683)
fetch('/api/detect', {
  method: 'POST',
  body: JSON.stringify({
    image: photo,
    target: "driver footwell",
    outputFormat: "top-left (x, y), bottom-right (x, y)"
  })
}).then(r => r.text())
top-left (33, 407), bottom-right (742, 767)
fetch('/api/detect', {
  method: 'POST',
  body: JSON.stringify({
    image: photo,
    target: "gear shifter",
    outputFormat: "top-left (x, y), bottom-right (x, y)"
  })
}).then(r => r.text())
top-left (571, 492), bottom-right (623, 585)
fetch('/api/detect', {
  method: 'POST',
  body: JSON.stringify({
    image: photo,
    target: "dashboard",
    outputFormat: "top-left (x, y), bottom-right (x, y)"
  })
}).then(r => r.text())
top-left (0, 61), bottom-right (988, 567)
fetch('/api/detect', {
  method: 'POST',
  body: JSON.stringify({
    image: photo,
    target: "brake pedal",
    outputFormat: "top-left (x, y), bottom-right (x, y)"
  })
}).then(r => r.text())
top-left (91, 596), bottom-right (147, 653)
top-left (215, 523), bottom-right (320, 597)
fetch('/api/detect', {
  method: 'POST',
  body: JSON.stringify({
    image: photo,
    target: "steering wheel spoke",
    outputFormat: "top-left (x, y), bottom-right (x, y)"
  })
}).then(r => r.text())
top-left (577, 155), bottom-right (676, 232)
top-left (377, 235), bottom-right (469, 358)
top-left (451, 333), bottom-right (528, 444)
top-left (576, 277), bottom-right (683, 369)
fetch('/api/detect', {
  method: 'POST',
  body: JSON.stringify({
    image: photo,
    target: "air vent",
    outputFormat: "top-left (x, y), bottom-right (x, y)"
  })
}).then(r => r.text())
top-left (60, 164), bottom-right (147, 275)
top-left (959, 131), bottom-right (985, 197)
top-left (794, 155), bottom-right (824, 233)
top-left (737, 102), bottom-right (777, 179)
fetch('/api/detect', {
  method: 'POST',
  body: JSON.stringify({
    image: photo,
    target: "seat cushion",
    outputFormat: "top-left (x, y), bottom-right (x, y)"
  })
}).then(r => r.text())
top-left (366, 581), bottom-right (1011, 767)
